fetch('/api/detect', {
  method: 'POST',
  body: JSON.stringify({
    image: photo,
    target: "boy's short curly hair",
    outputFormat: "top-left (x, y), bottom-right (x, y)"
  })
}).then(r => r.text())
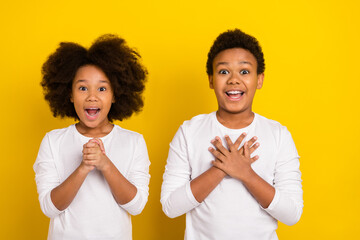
top-left (206, 29), bottom-right (265, 75)
top-left (41, 34), bottom-right (147, 122)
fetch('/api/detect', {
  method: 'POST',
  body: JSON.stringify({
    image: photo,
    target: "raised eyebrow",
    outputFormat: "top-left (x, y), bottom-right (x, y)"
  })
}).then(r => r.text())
top-left (238, 61), bottom-right (252, 65)
top-left (74, 79), bottom-right (86, 84)
top-left (73, 79), bottom-right (110, 84)
top-left (99, 80), bottom-right (111, 84)
top-left (215, 61), bottom-right (253, 67)
top-left (215, 62), bottom-right (229, 67)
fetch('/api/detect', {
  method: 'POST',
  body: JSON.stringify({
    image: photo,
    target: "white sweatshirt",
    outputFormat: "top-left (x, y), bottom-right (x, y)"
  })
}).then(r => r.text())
top-left (34, 124), bottom-right (150, 240)
top-left (161, 112), bottom-right (303, 240)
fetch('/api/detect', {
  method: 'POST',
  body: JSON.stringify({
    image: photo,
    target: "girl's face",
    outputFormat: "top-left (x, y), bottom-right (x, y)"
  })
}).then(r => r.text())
top-left (71, 65), bottom-right (114, 133)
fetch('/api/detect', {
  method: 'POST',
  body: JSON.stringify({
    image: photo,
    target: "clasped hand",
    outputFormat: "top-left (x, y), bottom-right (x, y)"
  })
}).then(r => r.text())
top-left (81, 138), bottom-right (110, 172)
top-left (209, 133), bottom-right (259, 181)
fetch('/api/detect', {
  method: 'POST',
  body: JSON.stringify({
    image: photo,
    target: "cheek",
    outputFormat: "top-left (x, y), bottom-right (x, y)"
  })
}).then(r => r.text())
top-left (103, 95), bottom-right (114, 108)
top-left (72, 102), bottom-right (82, 113)
top-left (244, 78), bottom-right (257, 88)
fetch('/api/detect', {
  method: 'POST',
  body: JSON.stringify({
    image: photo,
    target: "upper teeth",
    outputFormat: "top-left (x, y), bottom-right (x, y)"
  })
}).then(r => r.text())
top-left (227, 91), bottom-right (242, 94)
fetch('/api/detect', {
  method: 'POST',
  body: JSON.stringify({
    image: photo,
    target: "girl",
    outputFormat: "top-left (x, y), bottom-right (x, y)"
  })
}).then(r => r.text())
top-left (34, 34), bottom-right (150, 240)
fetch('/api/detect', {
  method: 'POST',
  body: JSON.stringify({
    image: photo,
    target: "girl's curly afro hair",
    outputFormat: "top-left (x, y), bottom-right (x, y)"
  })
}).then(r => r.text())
top-left (41, 34), bottom-right (147, 122)
top-left (206, 29), bottom-right (265, 75)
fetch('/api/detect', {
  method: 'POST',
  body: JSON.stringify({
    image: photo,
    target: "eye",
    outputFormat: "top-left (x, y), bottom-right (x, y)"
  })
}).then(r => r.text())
top-left (98, 87), bottom-right (106, 92)
top-left (240, 70), bottom-right (250, 75)
top-left (79, 86), bottom-right (87, 91)
top-left (219, 69), bottom-right (229, 74)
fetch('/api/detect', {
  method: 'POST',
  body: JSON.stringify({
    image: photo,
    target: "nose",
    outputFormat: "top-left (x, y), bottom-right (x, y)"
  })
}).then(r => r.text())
top-left (86, 89), bottom-right (98, 102)
top-left (227, 73), bottom-right (241, 85)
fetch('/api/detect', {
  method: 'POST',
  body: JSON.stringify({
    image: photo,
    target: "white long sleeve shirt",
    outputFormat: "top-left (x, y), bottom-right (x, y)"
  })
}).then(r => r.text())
top-left (34, 124), bottom-right (150, 240)
top-left (161, 112), bottom-right (303, 240)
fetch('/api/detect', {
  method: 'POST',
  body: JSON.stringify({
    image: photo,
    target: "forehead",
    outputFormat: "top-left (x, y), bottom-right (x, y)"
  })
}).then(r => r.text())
top-left (213, 48), bottom-right (257, 66)
top-left (73, 65), bottom-right (110, 82)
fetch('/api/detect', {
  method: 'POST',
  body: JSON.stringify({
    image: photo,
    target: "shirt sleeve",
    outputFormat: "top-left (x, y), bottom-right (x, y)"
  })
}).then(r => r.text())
top-left (33, 134), bottom-right (64, 218)
top-left (120, 135), bottom-right (151, 216)
top-left (161, 125), bottom-right (201, 218)
top-left (263, 126), bottom-right (303, 226)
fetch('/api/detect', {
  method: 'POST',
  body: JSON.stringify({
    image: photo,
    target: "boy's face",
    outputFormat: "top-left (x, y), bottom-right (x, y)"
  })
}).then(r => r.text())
top-left (71, 65), bottom-right (115, 131)
top-left (209, 48), bottom-right (264, 116)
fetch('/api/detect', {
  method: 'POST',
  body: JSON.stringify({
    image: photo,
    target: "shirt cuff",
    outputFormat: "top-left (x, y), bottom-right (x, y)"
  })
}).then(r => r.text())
top-left (45, 191), bottom-right (63, 217)
top-left (261, 188), bottom-right (280, 211)
top-left (119, 189), bottom-right (140, 210)
top-left (186, 181), bottom-right (201, 205)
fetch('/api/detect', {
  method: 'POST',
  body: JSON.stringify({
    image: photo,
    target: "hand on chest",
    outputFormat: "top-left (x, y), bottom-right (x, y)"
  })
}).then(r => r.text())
top-left (188, 131), bottom-right (277, 182)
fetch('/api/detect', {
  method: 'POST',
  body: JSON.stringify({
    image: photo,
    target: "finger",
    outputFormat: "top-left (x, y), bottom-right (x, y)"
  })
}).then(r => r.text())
top-left (89, 138), bottom-right (99, 144)
top-left (239, 136), bottom-right (257, 154)
top-left (83, 152), bottom-right (100, 160)
top-left (224, 135), bottom-right (236, 152)
top-left (251, 155), bottom-right (259, 163)
top-left (96, 139), bottom-right (106, 153)
top-left (90, 138), bottom-right (105, 153)
top-left (85, 141), bottom-right (97, 148)
top-left (212, 160), bottom-right (228, 176)
top-left (86, 141), bottom-right (103, 155)
top-left (249, 142), bottom-right (260, 155)
top-left (211, 137), bottom-right (229, 156)
top-left (234, 132), bottom-right (247, 150)
top-left (208, 147), bottom-right (226, 162)
top-left (89, 139), bottom-right (101, 148)
top-left (212, 160), bottom-right (223, 169)
top-left (244, 141), bottom-right (250, 158)
top-left (83, 147), bottom-right (97, 154)
top-left (83, 154), bottom-right (95, 161)
top-left (247, 136), bottom-right (258, 148)
top-left (83, 160), bottom-right (97, 166)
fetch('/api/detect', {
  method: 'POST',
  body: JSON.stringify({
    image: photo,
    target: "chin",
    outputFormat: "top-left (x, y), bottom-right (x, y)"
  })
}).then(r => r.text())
top-left (79, 120), bottom-right (100, 129)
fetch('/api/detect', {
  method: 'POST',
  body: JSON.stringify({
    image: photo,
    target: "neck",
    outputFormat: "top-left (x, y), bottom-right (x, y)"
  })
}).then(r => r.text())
top-left (75, 121), bottom-right (114, 138)
top-left (216, 110), bottom-right (255, 129)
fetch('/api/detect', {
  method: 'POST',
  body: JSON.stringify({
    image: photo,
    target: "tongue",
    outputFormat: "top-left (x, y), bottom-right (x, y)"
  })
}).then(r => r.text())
top-left (87, 109), bottom-right (98, 116)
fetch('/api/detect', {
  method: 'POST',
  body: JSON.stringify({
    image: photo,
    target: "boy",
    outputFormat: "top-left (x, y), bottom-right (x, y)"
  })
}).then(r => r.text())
top-left (161, 29), bottom-right (303, 240)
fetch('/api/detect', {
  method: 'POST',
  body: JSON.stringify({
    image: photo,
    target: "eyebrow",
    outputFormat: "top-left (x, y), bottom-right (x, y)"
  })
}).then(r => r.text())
top-left (74, 79), bottom-right (110, 83)
top-left (215, 61), bottom-right (253, 67)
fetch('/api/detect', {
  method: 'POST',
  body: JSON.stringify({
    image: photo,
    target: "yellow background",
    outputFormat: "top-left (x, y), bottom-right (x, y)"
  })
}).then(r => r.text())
top-left (1, 0), bottom-right (359, 239)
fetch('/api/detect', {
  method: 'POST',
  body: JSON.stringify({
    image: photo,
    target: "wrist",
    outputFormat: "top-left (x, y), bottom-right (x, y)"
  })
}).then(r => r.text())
top-left (211, 166), bottom-right (227, 178)
top-left (99, 158), bottom-right (112, 173)
top-left (78, 163), bottom-right (93, 175)
top-left (240, 167), bottom-right (257, 185)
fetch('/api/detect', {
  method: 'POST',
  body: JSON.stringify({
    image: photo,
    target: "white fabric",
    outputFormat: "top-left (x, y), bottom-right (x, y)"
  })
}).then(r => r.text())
top-left (34, 124), bottom-right (150, 240)
top-left (161, 112), bottom-right (303, 240)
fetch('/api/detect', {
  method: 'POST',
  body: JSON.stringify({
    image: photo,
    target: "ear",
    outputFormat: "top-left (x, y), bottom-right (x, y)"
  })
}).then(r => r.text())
top-left (208, 75), bottom-right (214, 89)
top-left (70, 94), bottom-right (74, 103)
top-left (256, 73), bottom-right (264, 89)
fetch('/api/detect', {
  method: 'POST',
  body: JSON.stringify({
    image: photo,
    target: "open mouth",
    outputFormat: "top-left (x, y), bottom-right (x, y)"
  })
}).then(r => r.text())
top-left (225, 90), bottom-right (244, 100)
top-left (85, 108), bottom-right (100, 119)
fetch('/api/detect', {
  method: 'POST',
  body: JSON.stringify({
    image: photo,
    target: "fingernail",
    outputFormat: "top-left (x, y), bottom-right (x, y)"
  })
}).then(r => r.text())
top-left (253, 136), bottom-right (257, 140)
top-left (208, 147), bottom-right (213, 151)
